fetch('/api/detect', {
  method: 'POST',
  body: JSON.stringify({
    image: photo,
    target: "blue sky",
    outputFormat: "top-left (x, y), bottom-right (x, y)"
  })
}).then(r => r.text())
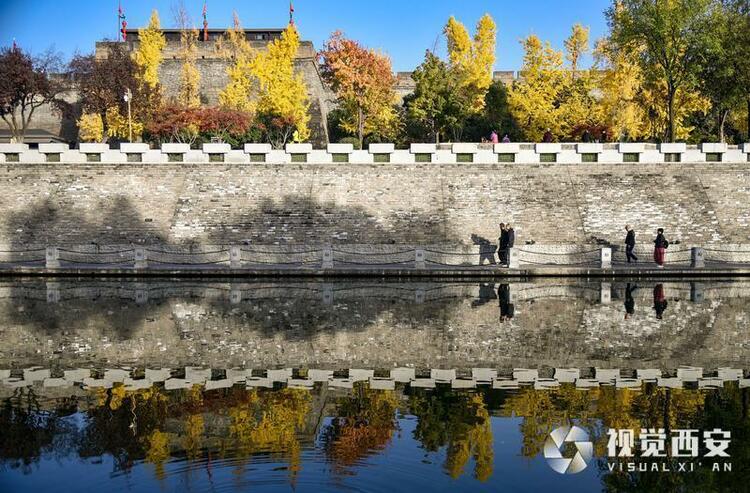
top-left (0, 0), bottom-right (612, 71)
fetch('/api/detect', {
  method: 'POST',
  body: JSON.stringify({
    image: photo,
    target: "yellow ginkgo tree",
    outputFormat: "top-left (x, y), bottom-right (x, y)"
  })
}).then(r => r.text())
top-left (132, 10), bottom-right (166, 92)
top-left (444, 14), bottom-right (497, 113)
top-left (249, 24), bottom-right (310, 147)
top-left (218, 12), bottom-right (257, 113)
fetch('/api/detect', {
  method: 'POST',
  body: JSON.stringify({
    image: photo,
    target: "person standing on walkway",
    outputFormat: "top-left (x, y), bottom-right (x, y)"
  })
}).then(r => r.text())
top-left (543, 129), bottom-right (553, 143)
top-left (498, 223), bottom-right (508, 265)
top-left (625, 225), bottom-right (638, 263)
top-left (502, 134), bottom-right (511, 143)
top-left (653, 228), bottom-right (669, 268)
top-left (490, 130), bottom-right (499, 144)
top-left (506, 224), bottom-right (516, 267)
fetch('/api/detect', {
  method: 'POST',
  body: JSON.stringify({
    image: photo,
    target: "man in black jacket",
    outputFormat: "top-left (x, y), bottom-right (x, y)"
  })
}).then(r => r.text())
top-left (498, 223), bottom-right (508, 265)
top-left (625, 225), bottom-right (638, 263)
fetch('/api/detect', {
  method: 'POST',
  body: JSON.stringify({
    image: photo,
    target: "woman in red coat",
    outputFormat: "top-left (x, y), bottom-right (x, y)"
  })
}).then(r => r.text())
top-left (653, 228), bottom-right (668, 268)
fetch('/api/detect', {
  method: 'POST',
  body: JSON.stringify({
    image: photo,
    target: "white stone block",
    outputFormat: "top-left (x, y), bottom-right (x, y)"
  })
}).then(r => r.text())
top-left (225, 150), bottom-right (249, 163)
top-left (368, 143), bottom-right (395, 154)
top-left (0, 143), bottom-right (29, 153)
top-left (123, 378), bottom-right (153, 390)
top-left (101, 150), bottom-right (124, 162)
top-left (103, 369), bottom-right (130, 382)
top-left (349, 149), bottom-right (372, 163)
top-left (205, 379), bottom-right (234, 390)
top-left (391, 368), bottom-right (415, 382)
top-left (0, 370), bottom-right (10, 380)
top-left (79, 143), bottom-right (109, 153)
top-left (202, 143), bottom-right (231, 154)
top-left (327, 143), bottom-right (354, 154)
top-left (226, 369), bottom-right (251, 383)
top-left (701, 143), bottom-right (727, 153)
top-left (718, 368), bottom-right (742, 381)
top-left (64, 369), bottom-right (92, 382)
top-left (576, 143), bottom-right (603, 154)
top-left (494, 143), bottom-right (520, 153)
top-left (474, 149), bottom-right (496, 163)
top-left (513, 369), bottom-right (539, 383)
top-left (618, 143), bottom-right (646, 153)
top-left (492, 378), bottom-right (520, 389)
top-left (267, 368), bottom-right (293, 381)
top-left (329, 378), bottom-right (354, 389)
top-left (431, 369), bottom-right (456, 382)
top-left (23, 368), bottom-right (51, 381)
top-left (595, 368), bottom-right (619, 383)
top-left (246, 377), bottom-right (273, 388)
top-left (637, 369), bottom-right (662, 381)
top-left (285, 143), bottom-right (313, 154)
top-left (307, 150), bottom-right (330, 163)
top-left (308, 369), bottom-right (334, 382)
top-left (369, 378), bottom-right (395, 390)
top-left (698, 378), bottom-right (725, 389)
top-left (535, 379), bottom-right (560, 389)
top-left (43, 378), bottom-right (68, 387)
top-left (451, 143), bottom-right (479, 154)
top-left (741, 143), bottom-right (750, 153)
top-left (677, 367), bottom-right (703, 381)
top-left (555, 368), bottom-right (580, 383)
top-left (410, 378), bottom-right (436, 388)
top-left (576, 379), bottom-right (600, 388)
top-left (615, 378), bottom-right (642, 388)
top-left (161, 143), bottom-right (190, 154)
top-left (185, 367), bottom-right (211, 383)
top-left (472, 368), bottom-right (498, 383)
top-left (287, 378), bottom-right (314, 389)
top-left (145, 368), bottom-right (171, 382)
top-left (658, 377), bottom-right (683, 388)
top-left (659, 143), bottom-right (687, 154)
top-left (451, 379), bottom-right (477, 389)
top-left (164, 378), bottom-right (191, 390)
top-left (120, 143), bottom-right (151, 153)
top-left (535, 143), bottom-right (561, 154)
top-left (410, 143), bottom-right (437, 154)
top-left (391, 150), bottom-right (413, 163)
top-left (244, 143), bottom-right (272, 154)
top-left (39, 143), bottom-right (69, 153)
top-left (83, 378), bottom-right (112, 388)
top-left (349, 369), bottom-right (375, 381)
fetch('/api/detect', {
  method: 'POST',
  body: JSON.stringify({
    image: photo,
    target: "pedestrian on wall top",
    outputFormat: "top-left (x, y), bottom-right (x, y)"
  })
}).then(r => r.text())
top-left (625, 225), bottom-right (638, 264)
top-left (542, 129), bottom-right (553, 143)
top-left (653, 228), bottom-right (669, 268)
top-left (582, 129), bottom-right (591, 143)
top-left (506, 224), bottom-right (516, 251)
top-left (502, 134), bottom-right (511, 143)
top-left (490, 130), bottom-right (499, 144)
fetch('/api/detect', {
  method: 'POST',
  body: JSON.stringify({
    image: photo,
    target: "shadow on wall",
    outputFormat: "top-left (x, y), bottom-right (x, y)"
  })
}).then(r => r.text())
top-left (204, 195), bottom-right (460, 245)
top-left (5, 197), bottom-right (166, 247)
top-left (5, 195), bottom-right (459, 246)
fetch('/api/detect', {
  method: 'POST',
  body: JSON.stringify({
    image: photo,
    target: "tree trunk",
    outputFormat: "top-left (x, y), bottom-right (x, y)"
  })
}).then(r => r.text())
top-left (666, 84), bottom-right (676, 143)
top-left (747, 98), bottom-right (750, 142)
top-left (357, 106), bottom-right (364, 150)
top-left (719, 109), bottom-right (729, 144)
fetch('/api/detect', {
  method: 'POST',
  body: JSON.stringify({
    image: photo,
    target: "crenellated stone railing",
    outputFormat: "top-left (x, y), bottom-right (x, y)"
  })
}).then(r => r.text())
top-left (0, 142), bottom-right (748, 165)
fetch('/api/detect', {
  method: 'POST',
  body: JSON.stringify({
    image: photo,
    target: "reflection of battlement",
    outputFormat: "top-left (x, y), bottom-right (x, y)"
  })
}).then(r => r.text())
top-left (1, 366), bottom-right (747, 393)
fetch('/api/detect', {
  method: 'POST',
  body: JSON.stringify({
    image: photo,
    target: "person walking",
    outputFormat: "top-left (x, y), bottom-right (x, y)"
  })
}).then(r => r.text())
top-left (506, 224), bottom-right (516, 267)
top-left (490, 130), bottom-right (499, 144)
top-left (625, 225), bottom-right (638, 264)
top-left (542, 129), bottom-right (553, 143)
top-left (498, 223), bottom-right (508, 265)
top-left (653, 228), bottom-right (669, 268)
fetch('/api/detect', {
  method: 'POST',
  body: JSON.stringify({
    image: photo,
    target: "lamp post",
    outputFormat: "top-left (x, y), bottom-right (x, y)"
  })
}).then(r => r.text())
top-left (123, 87), bottom-right (133, 142)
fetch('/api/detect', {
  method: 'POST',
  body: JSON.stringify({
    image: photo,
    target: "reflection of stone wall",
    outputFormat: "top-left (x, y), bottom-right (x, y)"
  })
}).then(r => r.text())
top-left (0, 280), bottom-right (749, 371)
top-left (1, 162), bottom-right (750, 246)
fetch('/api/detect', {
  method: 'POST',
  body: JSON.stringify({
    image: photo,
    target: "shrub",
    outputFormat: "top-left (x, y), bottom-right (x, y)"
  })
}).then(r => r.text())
top-left (77, 112), bottom-right (104, 142)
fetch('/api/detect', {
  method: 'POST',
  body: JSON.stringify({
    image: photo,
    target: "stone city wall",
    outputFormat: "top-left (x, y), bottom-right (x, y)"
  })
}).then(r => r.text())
top-left (0, 280), bottom-right (748, 372)
top-left (0, 142), bottom-right (749, 247)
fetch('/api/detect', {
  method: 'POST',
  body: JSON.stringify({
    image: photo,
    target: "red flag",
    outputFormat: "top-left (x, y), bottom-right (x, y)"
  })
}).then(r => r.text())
top-left (202, 1), bottom-right (208, 41)
top-left (118, 1), bottom-right (127, 41)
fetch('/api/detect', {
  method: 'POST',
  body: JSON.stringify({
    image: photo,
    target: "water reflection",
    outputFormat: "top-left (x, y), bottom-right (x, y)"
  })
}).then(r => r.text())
top-left (0, 382), bottom-right (746, 492)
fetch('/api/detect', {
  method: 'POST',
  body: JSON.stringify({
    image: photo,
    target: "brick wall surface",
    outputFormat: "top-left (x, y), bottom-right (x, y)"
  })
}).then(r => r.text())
top-left (0, 162), bottom-right (748, 247)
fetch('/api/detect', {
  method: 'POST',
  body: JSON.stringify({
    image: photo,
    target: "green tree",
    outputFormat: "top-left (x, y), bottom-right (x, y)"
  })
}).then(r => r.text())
top-left (607, 0), bottom-right (713, 142)
top-left (403, 50), bottom-right (466, 143)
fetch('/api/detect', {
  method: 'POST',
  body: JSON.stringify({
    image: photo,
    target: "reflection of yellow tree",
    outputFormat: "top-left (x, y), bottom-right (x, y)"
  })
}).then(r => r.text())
top-left (324, 383), bottom-right (399, 470)
top-left (228, 388), bottom-right (310, 482)
top-left (145, 429), bottom-right (171, 480)
top-left (445, 394), bottom-right (494, 482)
top-left (410, 390), bottom-right (494, 482)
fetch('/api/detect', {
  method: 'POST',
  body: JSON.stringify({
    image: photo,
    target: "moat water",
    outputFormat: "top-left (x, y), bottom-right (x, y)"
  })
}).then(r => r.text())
top-left (0, 278), bottom-right (748, 493)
